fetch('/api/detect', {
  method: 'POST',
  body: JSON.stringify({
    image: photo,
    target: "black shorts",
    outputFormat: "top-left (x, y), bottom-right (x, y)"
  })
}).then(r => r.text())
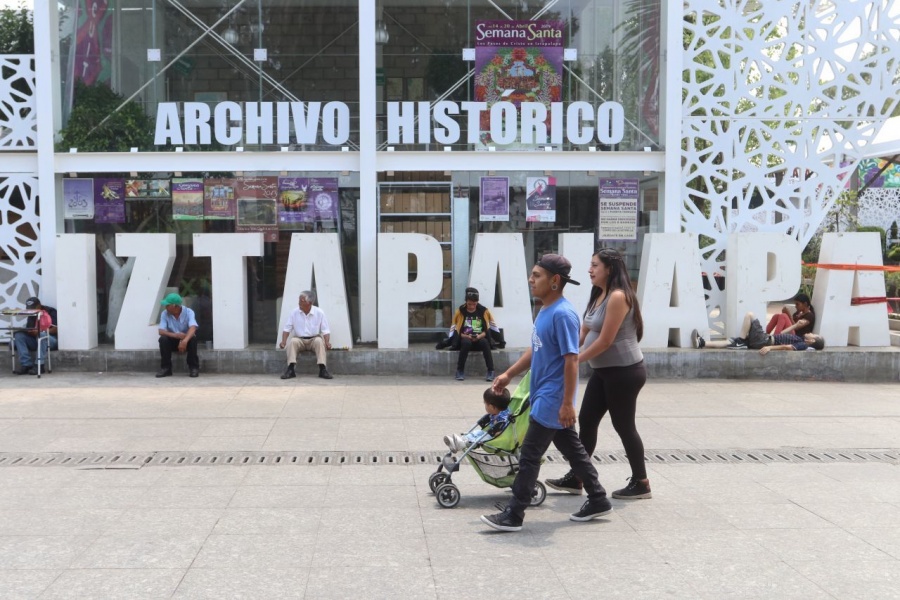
top-left (746, 319), bottom-right (769, 349)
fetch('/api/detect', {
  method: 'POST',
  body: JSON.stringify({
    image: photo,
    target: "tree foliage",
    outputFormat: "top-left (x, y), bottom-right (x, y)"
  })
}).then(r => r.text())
top-left (0, 4), bottom-right (33, 54)
top-left (57, 81), bottom-right (154, 152)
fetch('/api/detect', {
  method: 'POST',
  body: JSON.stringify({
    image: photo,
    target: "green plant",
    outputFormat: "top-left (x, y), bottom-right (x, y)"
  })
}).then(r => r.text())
top-left (885, 271), bottom-right (900, 298)
top-left (888, 245), bottom-right (900, 263)
top-left (0, 3), bottom-right (33, 54)
top-left (800, 264), bottom-right (817, 298)
top-left (57, 81), bottom-right (153, 152)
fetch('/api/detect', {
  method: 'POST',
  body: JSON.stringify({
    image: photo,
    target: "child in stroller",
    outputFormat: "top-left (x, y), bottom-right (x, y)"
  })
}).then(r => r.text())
top-left (443, 388), bottom-right (510, 453)
top-left (429, 372), bottom-right (546, 508)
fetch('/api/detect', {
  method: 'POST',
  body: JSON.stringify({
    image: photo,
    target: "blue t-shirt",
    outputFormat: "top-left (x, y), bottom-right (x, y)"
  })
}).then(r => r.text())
top-left (529, 297), bottom-right (581, 429)
top-left (158, 306), bottom-right (198, 334)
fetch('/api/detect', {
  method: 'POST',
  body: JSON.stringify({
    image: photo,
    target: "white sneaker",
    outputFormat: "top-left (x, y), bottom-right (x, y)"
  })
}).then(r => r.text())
top-left (443, 433), bottom-right (467, 453)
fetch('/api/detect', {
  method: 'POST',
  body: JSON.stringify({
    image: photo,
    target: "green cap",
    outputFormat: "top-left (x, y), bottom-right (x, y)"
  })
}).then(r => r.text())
top-left (160, 292), bottom-right (183, 306)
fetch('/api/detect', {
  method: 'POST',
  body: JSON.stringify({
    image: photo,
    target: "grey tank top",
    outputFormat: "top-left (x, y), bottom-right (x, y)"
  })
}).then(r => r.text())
top-left (582, 294), bottom-right (643, 369)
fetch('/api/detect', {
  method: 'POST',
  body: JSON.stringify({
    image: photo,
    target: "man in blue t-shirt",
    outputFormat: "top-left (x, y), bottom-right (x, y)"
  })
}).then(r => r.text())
top-left (481, 254), bottom-right (612, 532)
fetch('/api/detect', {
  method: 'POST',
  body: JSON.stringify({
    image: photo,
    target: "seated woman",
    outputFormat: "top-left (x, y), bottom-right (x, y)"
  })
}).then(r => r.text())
top-left (448, 287), bottom-right (501, 382)
top-left (766, 293), bottom-right (815, 335)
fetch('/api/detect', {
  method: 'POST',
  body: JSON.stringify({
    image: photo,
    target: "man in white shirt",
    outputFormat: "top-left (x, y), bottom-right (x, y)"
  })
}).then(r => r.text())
top-left (279, 291), bottom-right (333, 379)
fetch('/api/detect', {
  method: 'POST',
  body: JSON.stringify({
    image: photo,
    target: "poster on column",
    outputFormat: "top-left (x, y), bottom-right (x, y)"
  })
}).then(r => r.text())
top-left (598, 178), bottom-right (639, 241)
top-left (525, 176), bottom-right (556, 222)
top-left (203, 178), bottom-right (236, 219)
top-left (479, 176), bottom-right (510, 222)
top-left (63, 178), bottom-right (94, 220)
top-left (474, 20), bottom-right (564, 149)
top-left (172, 179), bottom-right (205, 220)
top-left (93, 178), bottom-right (126, 224)
top-left (236, 176), bottom-right (279, 242)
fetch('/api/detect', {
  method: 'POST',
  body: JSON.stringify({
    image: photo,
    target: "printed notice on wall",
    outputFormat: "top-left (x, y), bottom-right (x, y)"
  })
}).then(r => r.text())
top-left (93, 178), bottom-right (126, 224)
top-left (598, 178), bottom-right (639, 241)
top-left (479, 176), bottom-right (510, 222)
top-left (526, 176), bottom-right (556, 222)
top-left (63, 178), bottom-right (94, 220)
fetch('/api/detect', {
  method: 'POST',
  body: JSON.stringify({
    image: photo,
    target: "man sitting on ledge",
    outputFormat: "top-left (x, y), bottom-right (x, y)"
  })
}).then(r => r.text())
top-left (157, 293), bottom-right (199, 378)
top-left (279, 291), bottom-right (333, 380)
top-left (692, 311), bottom-right (825, 354)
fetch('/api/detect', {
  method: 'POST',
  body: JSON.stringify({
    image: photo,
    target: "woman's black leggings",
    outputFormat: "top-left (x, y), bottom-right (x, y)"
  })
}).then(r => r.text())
top-left (578, 361), bottom-right (647, 479)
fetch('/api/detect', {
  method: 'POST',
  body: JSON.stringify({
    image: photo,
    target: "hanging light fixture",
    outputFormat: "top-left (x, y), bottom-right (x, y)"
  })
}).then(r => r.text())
top-left (375, 20), bottom-right (390, 45)
top-left (222, 28), bottom-right (239, 44)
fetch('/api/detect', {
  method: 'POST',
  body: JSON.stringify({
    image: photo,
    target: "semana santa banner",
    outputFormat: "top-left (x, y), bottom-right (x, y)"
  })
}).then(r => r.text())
top-left (93, 178), bottom-right (126, 224)
top-left (235, 176), bottom-right (279, 242)
top-left (598, 178), bottom-right (639, 241)
top-left (474, 20), bottom-right (564, 147)
top-left (526, 176), bottom-right (556, 222)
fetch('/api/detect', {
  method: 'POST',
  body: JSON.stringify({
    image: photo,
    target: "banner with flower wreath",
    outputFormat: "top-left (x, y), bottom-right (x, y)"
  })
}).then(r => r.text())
top-left (474, 21), bottom-right (564, 149)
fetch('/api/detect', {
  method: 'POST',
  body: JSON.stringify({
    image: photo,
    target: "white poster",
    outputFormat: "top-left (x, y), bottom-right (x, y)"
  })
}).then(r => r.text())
top-left (63, 178), bottom-right (95, 220)
top-left (598, 178), bottom-right (639, 240)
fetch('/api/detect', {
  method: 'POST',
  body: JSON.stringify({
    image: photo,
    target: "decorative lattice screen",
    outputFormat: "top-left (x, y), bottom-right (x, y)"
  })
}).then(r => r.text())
top-left (0, 176), bottom-right (40, 311)
top-left (0, 56), bottom-right (37, 149)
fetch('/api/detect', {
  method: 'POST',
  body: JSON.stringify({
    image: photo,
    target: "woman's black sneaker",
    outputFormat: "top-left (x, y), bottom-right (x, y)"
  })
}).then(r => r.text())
top-left (611, 477), bottom-right (652, 499)
top-left (480, 506), bottom-right (523, 532)
top-left (545, 471), bottom-right (583, 495)
top-left (569, 497), bottom-right (613, 521)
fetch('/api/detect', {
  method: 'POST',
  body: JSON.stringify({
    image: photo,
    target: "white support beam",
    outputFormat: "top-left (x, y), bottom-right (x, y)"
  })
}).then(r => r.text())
top-left (55, 151), bottom-right (359, 174)
top-left (662, 0), bottom-right (684, 233)
top-left (358, 0), bottom-right (378, 342)
top-left (375, 151), bottom-right (665, 173)
top-left (0, 153), bottom-right (38, 173)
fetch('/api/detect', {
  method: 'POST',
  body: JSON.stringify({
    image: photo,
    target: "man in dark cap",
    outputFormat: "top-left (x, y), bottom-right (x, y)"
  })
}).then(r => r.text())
top-left (157, 293), bottom-right (199, 378)
top-left (13, 297), bottom-right (58, 375)
top-left (482, 254), bottom-right (613, 532)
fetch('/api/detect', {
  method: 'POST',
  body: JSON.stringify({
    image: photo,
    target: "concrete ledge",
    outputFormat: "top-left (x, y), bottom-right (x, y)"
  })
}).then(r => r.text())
top-left (45, 345), bottom-right (900, 383)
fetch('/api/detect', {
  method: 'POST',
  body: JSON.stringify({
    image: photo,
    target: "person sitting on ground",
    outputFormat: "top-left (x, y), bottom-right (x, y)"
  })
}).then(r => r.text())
top-left (443, 387), bottom-right (511, 453)
top-left (279, 290), bottom-right (333, 380)
top-left (448, 287), bottom-right (501, 382)
top-left (765, 293), bottom-right (815, 336)
top-left (157, 293), bottom-right (199, 378)
top-left (692, 311), bottom-right (825, 354)
top-left (13, 296), bottom-right (58, 375)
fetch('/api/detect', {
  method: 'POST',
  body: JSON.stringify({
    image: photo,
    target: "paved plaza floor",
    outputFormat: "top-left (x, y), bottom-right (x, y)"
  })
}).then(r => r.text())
top-left (0, 373), bottom-right (898, 599)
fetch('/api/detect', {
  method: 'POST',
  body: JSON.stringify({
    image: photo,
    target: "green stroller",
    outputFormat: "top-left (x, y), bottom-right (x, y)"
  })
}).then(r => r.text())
top-left (428, 372), bottom-right (546, 508)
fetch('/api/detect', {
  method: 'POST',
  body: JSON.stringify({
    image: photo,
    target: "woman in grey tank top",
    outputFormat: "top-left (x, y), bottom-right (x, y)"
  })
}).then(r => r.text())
top-left (545, 248), bottom-right (651, 500)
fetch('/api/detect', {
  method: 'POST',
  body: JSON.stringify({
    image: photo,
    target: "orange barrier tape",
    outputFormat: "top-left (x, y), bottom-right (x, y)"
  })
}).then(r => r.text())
top-left (803, 263), bottom-right (900, 272)
top-left (850, 297), bottom-right (900, 305)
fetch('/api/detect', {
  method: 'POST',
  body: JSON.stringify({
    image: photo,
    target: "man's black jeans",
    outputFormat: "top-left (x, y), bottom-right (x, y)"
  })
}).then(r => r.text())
top-left (158, 336), bottom-right (199, 370)
top-left (508, 416), bottom-right (608, 519)
top-left (457, 336), bottom-right (493, 371)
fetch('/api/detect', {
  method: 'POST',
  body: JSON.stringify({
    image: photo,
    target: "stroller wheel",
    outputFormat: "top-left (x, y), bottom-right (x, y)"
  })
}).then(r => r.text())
top-left (530, 481), bottom-right (547, 507)
top-left (429, 472), bottom-right (450, 494)
top-left (435, 483), bottom-right (461, 508)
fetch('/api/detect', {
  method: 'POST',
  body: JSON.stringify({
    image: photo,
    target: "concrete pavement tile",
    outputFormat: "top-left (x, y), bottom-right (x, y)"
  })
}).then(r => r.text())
top-left (129, 486), bottom-right (237, 509)
top-left (0, 467), bottom-right (77, 488)
top-left (432, 563), bottom-right (564, 598)
top-left (0, 487), bottom-right (62, 509)
top-left (154, 467), bottom-right (250, 488)
top-left (614, 502), bottom-right (735, 532)
top-left (337, 417), bottom-right (408, 438)
top-left (110, 509), bottom-right (224, 536)
top-left (318, 507), bottom-right (424, 536)
top-left (41, 437), bottom-right (148, 452)
top-left (187, 436), bottom-right (267, 451)
top-left (748, 528), bottom-right (893, 563)
top-left (402, 416), bottom-right (473, 437)
top-left (242, 466), bottom-right (331, 487)
top-left (678, 561), bottom-right (832, 600)
top-left (425, 531), bottom-right (555, 567)
top-left (212, 508), bottom-right (322, 536)
top-left (790, 560), bottom-right (900, 600)
top-left (173, 568), bottom-right (309, 599)
top-left (759, 479), bottom-right (886, 504)
top-left (192, 535), bottom-right (315, 569)
top-left (220, 400), bottom-right (287, 418)
top-left (0, 569), bottom-right (60, 598)
top-left (744, 464), bottom-right (844, 485)
top-left (538, 530), bottom-right (664, 567)
top-left (1, 487), bottom-right (148, 510)
top-left (0, 436), bottom-right (63, 453)
top-left (803, 462), bottom-right (900, 483)
top-left (334, 435), bottom-right (408, 451)
top-left (312, 531), bottom-right (429, 568)
top-left (306, 566), bottom-right (436, 599)
top-left (322, 484), bottom-right (419, 508)
top-left (340, 401), bottom-right (403, 418)
top-left (228, 485), bottom-right (327, 508)
top-left (399, 397), bottom-right (464, 417)
top-left (792, 502), bottom-right (900, 529)
top-left (39, 568), bottom-right (184, 600)
top-left (846, 528), bottom-right (900, 560)
top-left (672, 480), bottom-right (792, 504)
top-left (66, 468), bottom-right (164, 488)
top-left (70, 533), bottom-right (207, 569)
top-left (199, 418), bottom-right (276, 437)
top-left (268, 418), bottom-right (339, 437)
top-left (326, 467), bottom-right (415, 486)
top-left (280, 398), bottom-right (345, 419)
top-left (0, 509), bottom-right (122, 536)
top-left (555, 563), bottom-right (701, 600)
top-left (58, 418), bottom-right (211, 438)
top-left (261, 435), bottom-right (337, 451)
top-left (0, 535), bottom-right (97, 569)
top-left (641, 529), bottom-right (776, 565)
top-left (708, 503), bottom-right (835, 529)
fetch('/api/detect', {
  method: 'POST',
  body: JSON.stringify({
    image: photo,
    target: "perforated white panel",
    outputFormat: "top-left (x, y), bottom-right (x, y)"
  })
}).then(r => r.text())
top-left (0, 56), bottom-right (37, 149)
top-left (0, 175), bottom-right (41, 311)
top-left (682, 1), bottom-right (900, 330)
top-left (858, 189), bottom-right (900, 235)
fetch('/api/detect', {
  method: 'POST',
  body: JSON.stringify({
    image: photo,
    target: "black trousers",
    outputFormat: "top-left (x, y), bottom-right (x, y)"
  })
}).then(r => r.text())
top-left (508, 417), bottom-right (607, 519)
top-left (159, 336), bottom-right (199, 370)
top-left (457, 337), bottom-right (493, 371)
top-left (578, 361), bottom-right (648, 479)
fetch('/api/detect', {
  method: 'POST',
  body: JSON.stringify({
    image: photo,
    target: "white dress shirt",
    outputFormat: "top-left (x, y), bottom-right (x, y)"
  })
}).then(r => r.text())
top-left (283, 305), bottom-right (330, 337)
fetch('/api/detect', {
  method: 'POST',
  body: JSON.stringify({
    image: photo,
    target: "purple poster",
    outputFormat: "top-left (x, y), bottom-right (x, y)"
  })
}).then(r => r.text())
top-left (526, 176), bottom-right (556, 222)
top-left (598, 178), bottom-right (640, 241)
top-left (63, 178), bottom-right (94, 220)
top-left (204, 178), bottom-right (236, 219)
top-left (172, 178), bottom-right (205, 220)
top-left (94, 178), bottom-right (126, 224)
top-left (278, 177), bottom-right (339, 227)
top-left (474, 21), bottom-right (564, 147)
top-left (479, 176), bottom-right (510, 222)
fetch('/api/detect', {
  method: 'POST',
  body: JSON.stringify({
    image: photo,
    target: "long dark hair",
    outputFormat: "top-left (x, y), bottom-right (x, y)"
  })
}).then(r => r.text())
top-left (586, 248), bottom-right (644, 341)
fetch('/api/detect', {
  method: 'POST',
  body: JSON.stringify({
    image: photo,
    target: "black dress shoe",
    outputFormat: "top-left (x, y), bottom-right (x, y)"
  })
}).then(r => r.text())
top-left (13, 366), bottom-right (32, 375)
top-left (155, 369), bottom-right (172, 378)
top-left (318, 366), bottom-right (333, 380)
top-left (189, 368), bottom-right (199, 378)
top-left (281, 365), bottom-right (296, 380)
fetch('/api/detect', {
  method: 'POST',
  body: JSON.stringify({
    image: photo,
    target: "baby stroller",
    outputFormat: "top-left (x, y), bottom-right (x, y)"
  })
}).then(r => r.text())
top-left (428, 372), bottom-right (546, 508)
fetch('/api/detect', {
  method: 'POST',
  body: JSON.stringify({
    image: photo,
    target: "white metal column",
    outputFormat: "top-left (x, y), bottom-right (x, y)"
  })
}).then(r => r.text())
top-left (358, 0), bottom-right (378, 342)
top-left (661, 0), bottom-right (684, 234)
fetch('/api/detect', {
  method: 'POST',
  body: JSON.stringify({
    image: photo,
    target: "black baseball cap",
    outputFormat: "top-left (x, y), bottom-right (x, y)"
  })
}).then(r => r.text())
top-left (536, 254), bottom-right (580, 285)
top-left (465, 287), bottom-right (479, 301)
top-left (25, 297), bottom-right (40, 309)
